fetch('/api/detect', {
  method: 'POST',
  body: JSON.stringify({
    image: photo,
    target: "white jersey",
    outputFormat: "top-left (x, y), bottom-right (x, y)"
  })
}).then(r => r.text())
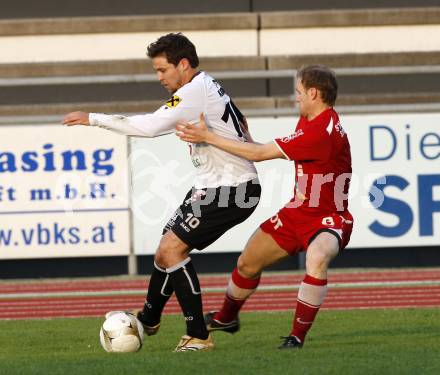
top-left (89, 71), bottom-right (258, 189)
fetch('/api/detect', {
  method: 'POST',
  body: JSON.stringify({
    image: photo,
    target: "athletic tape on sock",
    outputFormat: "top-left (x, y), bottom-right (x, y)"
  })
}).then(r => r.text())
top-left (298, 274), bottom-right (328, 306)
top-left (231, 268), bottom-right (260, 289)
top-left (303, 274), bottom-right (327, 286)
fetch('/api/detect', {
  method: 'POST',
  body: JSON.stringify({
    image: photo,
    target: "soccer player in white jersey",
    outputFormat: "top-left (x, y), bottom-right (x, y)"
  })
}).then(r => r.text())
top-left (62, 33), bottom-right (261, 352)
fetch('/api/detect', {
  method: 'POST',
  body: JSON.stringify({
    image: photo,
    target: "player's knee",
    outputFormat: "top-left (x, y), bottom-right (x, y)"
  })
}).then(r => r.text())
top-left (305, 241), bottom-right (338, 276)
top-left (306, 249), bottom-right (330, 272)
top-left (308, 233), bottom-right (338, 261)
top-left (237, 255), bottom-right (261, 279)
top-left (155, 237), bottom-right (185, 268)
top-left (154, 246), bottom-right (170, 268)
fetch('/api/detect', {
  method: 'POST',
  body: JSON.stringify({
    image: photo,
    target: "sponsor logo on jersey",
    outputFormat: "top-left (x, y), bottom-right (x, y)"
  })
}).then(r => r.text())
top-left (191, 156), bottom-right (202, 168)
top-left (165, 95), bottom-right (182, 108)
top-left (280, 129), bottom-right (304, 143)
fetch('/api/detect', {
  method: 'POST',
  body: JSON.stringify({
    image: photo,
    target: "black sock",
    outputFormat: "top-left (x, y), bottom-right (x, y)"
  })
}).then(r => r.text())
top-left (140, 262), bottom-right (173, 326)
top-left (168, 258), bottom-right (209, 340)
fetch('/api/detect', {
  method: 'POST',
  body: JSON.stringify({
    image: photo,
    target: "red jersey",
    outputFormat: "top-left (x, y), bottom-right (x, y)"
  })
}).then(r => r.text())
top-left (274, 108), bottom-right (351, 215)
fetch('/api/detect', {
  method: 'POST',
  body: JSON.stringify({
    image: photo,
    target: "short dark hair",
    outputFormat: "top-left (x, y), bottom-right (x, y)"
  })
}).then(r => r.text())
top-left (147, 33), bottom-right (199, 68)
top-left (297, 65), bottom-right (338, 106)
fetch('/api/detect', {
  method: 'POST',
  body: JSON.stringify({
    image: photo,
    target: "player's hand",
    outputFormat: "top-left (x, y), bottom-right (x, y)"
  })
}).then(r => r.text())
top-left (176, 113), bottom-right (210, 143)
top-left (62, 111), bottom-right (90, 126)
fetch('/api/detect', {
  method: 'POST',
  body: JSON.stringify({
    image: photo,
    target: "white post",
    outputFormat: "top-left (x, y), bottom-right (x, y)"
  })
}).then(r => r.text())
top-left (126, 137), bottom-right (138, 276)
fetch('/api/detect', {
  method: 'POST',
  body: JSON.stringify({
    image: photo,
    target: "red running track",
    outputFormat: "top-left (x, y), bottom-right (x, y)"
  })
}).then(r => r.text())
top-left (0, 269), bottom-right (439, 294)
top-left (0, 269), bottom-right (439, 319)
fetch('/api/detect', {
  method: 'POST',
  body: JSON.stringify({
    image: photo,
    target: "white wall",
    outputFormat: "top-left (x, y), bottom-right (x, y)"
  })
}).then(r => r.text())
top-left (1, 24), bottom-right (440, 63)
top-left (261, 25), bottom-right (440, 55)
top-left (0, 30), bottom-right (258, 63)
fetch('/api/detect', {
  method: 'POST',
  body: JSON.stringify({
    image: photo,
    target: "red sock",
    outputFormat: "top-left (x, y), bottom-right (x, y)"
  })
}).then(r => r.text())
top-left (214, 294), bottom-right (246, 323)
top-left (214, 268), bottom-right (260, 323)
top-left (291, 274), bottom-right (327, 343)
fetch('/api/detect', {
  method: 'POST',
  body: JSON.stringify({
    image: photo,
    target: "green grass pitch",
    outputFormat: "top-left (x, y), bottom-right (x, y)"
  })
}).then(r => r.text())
top-left (1, 309), bottom-right (439, 375)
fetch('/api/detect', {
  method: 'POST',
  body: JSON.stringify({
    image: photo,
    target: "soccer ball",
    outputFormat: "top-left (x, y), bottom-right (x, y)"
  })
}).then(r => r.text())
top-left (99, 311), bottom-right (144, 353)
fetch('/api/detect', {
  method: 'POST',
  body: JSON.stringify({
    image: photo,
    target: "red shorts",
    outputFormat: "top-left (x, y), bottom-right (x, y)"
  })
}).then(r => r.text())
top-left (260, 208), bottom-right (353, 255)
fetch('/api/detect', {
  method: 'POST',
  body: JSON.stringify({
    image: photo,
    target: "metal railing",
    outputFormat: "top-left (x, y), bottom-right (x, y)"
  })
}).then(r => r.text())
top-left (2, 102), bottom-right (440, 126)
top-left (1, 65), bottom-right (440, 124)
top-left (2, 65), bottom-right (440, 87)
top-left (0, 69), bottom-right (298, 86)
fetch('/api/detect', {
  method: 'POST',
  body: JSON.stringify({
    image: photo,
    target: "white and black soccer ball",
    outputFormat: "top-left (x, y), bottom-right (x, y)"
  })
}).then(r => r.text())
top-left (99, 311), bottom-right (144, 353)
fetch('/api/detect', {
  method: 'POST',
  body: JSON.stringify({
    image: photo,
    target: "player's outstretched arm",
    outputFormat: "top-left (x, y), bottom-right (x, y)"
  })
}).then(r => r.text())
top-left (176, 114), bottom-right (285, 162)
top-left (62, 111), bottom-right (176, 137)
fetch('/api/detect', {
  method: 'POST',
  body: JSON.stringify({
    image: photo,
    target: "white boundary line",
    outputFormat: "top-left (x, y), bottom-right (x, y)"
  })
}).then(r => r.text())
top-left (1, 280), bottom-right (440, 300)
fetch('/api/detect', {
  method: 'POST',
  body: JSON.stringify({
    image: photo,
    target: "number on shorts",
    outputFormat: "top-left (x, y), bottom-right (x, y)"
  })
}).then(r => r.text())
top-left (322, 217), bottom-right (335, 226)
top-left (185, 213), bottom-right (201, 229)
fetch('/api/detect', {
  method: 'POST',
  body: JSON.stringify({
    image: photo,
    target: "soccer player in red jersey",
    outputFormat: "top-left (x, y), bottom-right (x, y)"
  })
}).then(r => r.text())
top-left (176, 65), bottom-right (353, 349)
